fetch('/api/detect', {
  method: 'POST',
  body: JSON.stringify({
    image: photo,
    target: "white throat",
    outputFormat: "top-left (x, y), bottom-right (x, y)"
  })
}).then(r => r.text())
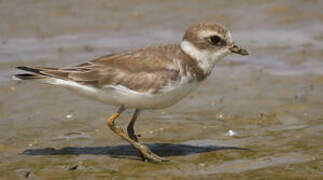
top-left (180, 40), bottom-right (230, 74)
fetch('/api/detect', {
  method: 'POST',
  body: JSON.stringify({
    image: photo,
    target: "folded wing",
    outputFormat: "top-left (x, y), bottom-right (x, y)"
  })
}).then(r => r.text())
top-left (15, 45), bottom-right (181, 94)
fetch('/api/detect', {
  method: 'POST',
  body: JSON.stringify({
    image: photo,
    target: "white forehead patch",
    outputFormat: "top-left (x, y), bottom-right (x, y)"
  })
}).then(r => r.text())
top-left (198, 30), bottom-right (233, 44)
top-left (226, 31), bottom-right (233, 44)
top-left (198, 30), bottom-right (223, 39)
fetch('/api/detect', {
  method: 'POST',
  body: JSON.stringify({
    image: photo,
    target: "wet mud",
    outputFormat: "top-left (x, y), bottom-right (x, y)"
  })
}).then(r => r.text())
top-left (0, 0), bottom-right (322, 179)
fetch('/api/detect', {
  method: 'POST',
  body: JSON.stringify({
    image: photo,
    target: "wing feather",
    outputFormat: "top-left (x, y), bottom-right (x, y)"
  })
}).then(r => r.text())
top-left (16, 45), bottom-right (181, 93)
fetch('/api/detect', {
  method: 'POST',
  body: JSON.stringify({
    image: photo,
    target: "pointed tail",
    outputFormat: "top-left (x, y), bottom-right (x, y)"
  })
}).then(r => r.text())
top-left (13, 66), bottom-right (47, 80)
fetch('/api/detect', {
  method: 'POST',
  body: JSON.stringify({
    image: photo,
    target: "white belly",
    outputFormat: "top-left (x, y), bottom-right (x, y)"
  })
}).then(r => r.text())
top-left (101, 81), bottom-right (199, 109)
top-left (48, 78), bottom-right (200, 109)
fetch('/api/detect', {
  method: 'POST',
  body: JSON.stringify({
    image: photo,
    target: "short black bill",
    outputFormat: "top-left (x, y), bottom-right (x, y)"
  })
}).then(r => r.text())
top-left (230, 44), bottom-right (248, 55)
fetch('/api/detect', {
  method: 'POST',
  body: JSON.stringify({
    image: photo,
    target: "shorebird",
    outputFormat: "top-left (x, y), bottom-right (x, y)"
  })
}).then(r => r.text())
top-left (14, 23), bottom-right (248, 162)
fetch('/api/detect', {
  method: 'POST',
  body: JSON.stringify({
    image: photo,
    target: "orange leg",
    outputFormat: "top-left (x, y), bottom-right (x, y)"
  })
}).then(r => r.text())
top-left (106, 105), bottom-right (167, 163)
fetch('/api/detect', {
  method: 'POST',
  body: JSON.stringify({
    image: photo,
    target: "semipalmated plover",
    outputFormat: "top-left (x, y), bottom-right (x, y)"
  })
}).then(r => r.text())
top-left (14, 23), bottom-right (248, 162)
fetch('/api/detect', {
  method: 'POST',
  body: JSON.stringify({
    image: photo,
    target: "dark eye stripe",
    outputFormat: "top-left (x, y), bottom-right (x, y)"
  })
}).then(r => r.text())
top-left (209, 35), bottom-right (226, 46)
top-left (210, 36), bottom-right (221, 44)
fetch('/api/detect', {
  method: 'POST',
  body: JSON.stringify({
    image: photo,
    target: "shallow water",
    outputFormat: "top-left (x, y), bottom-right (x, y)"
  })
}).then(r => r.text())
top-left (0, 0), bottom-right (322, 179)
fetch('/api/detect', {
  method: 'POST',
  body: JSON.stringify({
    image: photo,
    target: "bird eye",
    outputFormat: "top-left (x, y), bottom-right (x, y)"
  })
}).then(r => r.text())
top-left (209, 35), bottom-right (225, 46)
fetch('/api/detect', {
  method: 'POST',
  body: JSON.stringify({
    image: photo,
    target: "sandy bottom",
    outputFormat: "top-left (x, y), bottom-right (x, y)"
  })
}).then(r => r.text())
top-left (0, 0), bottom-right (322, 179)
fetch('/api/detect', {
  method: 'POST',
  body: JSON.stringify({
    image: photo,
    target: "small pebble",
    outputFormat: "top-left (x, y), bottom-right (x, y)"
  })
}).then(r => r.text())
top-left (199, 163), bottom-right (208, 167)
top-left (65, 114), bottom-right (73, 119)
top-left (69, 165), bottom-right (78, 171)
top-left (216, 113), bottom-right (224, 119)
top-left (24, 171), bottom-right (31, 178)
top-left (226, 130), bottom-right (237, 136)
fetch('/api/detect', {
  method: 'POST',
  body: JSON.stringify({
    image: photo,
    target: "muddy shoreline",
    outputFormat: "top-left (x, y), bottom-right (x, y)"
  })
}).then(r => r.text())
top-left (1, 0), bottom-right (322, 179)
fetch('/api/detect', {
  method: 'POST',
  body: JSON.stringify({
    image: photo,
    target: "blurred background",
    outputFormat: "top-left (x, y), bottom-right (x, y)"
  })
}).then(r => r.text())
top-left (0, 0), bottom-right (322, 179)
